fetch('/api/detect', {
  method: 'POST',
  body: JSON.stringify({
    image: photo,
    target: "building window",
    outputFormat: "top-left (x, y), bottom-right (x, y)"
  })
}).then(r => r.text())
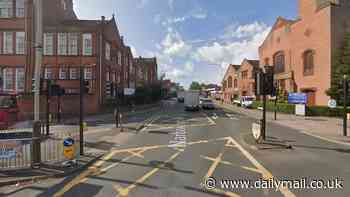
top-left (44, 67), bottom-right (53, 79)
top-left (241, 70), bottom-right (248, 79)
top-left (105, 42), bottom-right (111, 60)
top-left (3, 68), bottom-right (13, 91)
top-left (234, 79), bottom-right (238, 88)
top-left (15, 67), bottom-right (24, 91)
top-left (58, 33), bottom-right (67, 55)
top-left (16, 0), bottom-right (24, 17)
top-left (0, 0), bottom-right (13, 18)
top-left (68, 33), bottom-right (78, 55)
top-left (3, 32), bottom-right (13, 54)
top-left (84, 67), bottom-right (92, 80)
top-left (273, 51), bottom-right (285, 73)
top-left (16, 32), bottom-right (25, 55)
top-left (59, 67), bottom-right (68, 80)
top-left (303, 50), bottom-right (314, 76)
top-left (118, 51), bottom-right (122, 65)
top-left (44, 33), bottom-right (54, 55)
top-left (70, 68), bottom-right (78, 80)
top-left (82, 33), bottom-right (92, 56)
top-left (228, 76), bottom-right (233, 88)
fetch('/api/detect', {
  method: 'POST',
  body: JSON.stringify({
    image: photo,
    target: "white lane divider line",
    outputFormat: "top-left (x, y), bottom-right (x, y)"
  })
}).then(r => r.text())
top-left (226, 113), bottom-right (239, 120)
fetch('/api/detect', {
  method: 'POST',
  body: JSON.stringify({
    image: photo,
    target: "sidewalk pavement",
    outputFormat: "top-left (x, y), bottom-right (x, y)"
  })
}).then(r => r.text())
top-left (217, 102), bottom-right (350, 146)
top-left (0, 152), bottom-right (103, 187)
top-left (0, 103), bottom-right (160, 188)
top-left (10, 102), bottom-right (160, 130)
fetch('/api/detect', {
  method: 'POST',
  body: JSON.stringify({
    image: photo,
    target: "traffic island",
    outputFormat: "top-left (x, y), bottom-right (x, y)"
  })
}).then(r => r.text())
top-left (242, 132), bottom-right (293, 150)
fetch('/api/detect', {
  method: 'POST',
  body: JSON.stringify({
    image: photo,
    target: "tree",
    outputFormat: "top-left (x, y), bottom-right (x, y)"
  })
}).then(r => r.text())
top-left (327, 33), bottom-right (350, 104)
top-left (189, 81), bottom-right (202, 90)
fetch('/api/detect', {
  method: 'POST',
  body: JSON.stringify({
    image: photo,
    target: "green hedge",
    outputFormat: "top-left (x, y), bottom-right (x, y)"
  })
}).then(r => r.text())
top-left (306, 106), bottom-right (348, 117)
top-left (252, 101), bottom-right (349, 117)
top-left (252, 101), bottom-right (295, 114)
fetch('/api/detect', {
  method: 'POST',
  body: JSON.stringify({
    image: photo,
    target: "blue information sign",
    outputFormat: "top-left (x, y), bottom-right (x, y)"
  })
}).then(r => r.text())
top-left (288, 93), bottom-right (307, 104)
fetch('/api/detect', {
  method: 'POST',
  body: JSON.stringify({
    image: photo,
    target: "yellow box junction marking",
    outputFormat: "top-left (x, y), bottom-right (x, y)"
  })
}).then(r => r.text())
top-left (115, 151), bottom-right (182, 197)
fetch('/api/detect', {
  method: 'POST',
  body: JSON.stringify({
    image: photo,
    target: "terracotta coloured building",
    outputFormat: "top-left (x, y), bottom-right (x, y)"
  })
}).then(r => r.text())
top-left (238, 59), bottom-right (259, 97)
top-left (0, 0), bottom-right (137, 118)
top-left (259, 0), bottom-right (350, 106)
top-left (222, 64), bottom-right (240, 103)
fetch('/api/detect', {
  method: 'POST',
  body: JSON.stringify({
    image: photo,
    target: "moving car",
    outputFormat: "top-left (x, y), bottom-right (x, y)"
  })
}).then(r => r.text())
top-left (184, 90), bottom-right (200, 111)
top-left (200, 98), bottom-right (215, 109)
top-left (177, 91), bottom-right (185, 103)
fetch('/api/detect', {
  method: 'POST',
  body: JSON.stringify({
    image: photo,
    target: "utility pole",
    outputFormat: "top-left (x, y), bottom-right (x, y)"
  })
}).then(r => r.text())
top-left (343, 75), bottom-right (348, 137)
top-left (274, 82), bottom-right (279, 121)
top-left (79, 67), bottom-right (85, 155)
top-left (33, 0), bottom-right (43, 122)
top-left (261, 73), bottom-right (267, 141)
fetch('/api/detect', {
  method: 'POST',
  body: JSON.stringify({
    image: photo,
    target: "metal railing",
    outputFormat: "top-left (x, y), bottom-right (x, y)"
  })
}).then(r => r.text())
top-left (0, 126), bottom-right (79, 170)
top-left (0, 138), bottom-right (32, 170)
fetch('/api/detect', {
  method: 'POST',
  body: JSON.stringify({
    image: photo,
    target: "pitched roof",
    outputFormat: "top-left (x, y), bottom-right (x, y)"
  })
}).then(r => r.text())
top-left (246, 60), bottom-right (259, 68)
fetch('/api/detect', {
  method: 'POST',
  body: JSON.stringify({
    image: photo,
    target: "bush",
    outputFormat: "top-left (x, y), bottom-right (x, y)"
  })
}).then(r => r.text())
top-left (252, 101), bottom-right (295, 114)
top-left (306, 106), bottom-right (348, 117)
top-left (252, 101), bottom-right (350, 117)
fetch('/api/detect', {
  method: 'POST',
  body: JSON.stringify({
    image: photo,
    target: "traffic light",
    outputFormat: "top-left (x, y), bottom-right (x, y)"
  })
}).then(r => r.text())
top-left (105, 82), bottom-right (112, 96)
top-left (263, 67), bottom-right (274, 95)
top-left (255, 71), bottom-right (264, 96)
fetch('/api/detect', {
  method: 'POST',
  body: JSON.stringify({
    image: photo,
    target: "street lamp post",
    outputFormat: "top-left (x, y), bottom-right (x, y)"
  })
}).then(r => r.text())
top-left (33, 0), bottom-right (43, 122)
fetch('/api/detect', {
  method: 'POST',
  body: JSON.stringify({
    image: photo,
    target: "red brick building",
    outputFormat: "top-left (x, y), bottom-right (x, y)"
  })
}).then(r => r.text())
top-left (222, 59), bottom-right (259, 103)
top-left (134, 57), bottom-right (158, 87)
top-left (0, 0), bottom-right (140, 118)
top-left (238, 59), bottom-right (259, 97)
top-left (259, 0), bottom-right (350, 106)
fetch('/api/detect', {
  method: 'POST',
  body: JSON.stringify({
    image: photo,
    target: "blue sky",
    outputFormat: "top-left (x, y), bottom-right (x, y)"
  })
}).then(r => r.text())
top-left (74, 0), bottom-right (297, 88)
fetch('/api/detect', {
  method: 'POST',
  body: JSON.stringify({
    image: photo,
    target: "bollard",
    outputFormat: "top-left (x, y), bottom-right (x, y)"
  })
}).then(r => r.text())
top-left (32, 121), bottom-right (41, 169)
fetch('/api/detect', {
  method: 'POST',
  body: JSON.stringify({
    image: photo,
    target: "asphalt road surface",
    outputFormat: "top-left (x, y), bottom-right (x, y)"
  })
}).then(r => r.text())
top-left (1, 99), bottom-right (350, 197)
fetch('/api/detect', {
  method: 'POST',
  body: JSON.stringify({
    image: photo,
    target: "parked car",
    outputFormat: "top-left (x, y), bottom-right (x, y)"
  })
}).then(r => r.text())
top-left (200, 98), bottom-right (215, 109)
top-left (240, 96), bottom-right (255, 108)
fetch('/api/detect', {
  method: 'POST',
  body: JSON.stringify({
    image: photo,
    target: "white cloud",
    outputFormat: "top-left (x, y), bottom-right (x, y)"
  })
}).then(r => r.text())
top-left (161, 28), bottom-right (192, 58)
top-left (190, 7), bottom-right (207, 19)
top-left (194, 22), bottom-right (271, 68)
top-left (161, 7), bottom-right (208, 26)
top-left (223, 21), bottom-right (269, 39)
top-left (130, 46), bottom-right (138, 57)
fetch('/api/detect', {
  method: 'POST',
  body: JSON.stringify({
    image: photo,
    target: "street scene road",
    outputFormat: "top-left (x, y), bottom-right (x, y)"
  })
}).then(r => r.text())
top-left (1, 100), bottom-right (349, 197)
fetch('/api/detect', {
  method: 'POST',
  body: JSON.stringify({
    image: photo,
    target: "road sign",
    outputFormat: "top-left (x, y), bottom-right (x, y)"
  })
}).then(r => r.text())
top-left (124, 88), bottom-right (135, 96)
top-left (288, 93), bottom-right (307, 104)
top-left (328, 99), bottom-right (337, 109)
top-left (63, 138), bottom-right (75, 160)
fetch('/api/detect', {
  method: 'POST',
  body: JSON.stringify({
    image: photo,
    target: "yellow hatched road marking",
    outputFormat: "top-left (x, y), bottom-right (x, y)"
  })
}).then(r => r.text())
top-left (115, 151), bottom-right (182, 197)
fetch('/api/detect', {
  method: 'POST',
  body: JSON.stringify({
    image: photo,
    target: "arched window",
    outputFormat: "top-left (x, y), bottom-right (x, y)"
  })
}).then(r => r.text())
top-left (228, 76), bottom-right (233, 88)
top-left (303, 50), bottom-right (314, 76)
top-left (273, 51), bottom-right (285, 73)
